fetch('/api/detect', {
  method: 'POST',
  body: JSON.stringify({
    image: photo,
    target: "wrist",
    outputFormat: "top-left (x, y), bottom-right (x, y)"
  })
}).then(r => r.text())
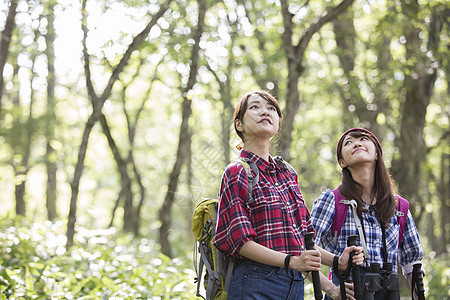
top-left (284, 254), bottom-right (293, 273)
top-left (333, 255), bottom-right (340, 271)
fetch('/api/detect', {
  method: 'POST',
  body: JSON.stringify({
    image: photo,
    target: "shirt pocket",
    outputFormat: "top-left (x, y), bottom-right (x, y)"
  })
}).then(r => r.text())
top-left (248, 181), bottom-right (283, 221)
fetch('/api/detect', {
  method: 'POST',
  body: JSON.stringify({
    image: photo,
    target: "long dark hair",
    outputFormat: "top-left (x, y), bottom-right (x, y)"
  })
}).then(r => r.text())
top-left (337, 130), bottom-right (396, 228)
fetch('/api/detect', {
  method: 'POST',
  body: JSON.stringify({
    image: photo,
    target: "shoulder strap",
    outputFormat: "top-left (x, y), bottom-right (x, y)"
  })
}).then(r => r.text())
top-left (332, 188), bottom-right (348, 242)
top-left (396, 195), bottom-right (409, 247)
top-left (233, 157), bottom-right (259, 199)
top-left (273, 156), bottom-right (296, 177)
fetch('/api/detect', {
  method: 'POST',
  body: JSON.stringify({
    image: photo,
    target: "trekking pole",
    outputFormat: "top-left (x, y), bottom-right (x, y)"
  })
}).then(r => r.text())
top-left (304, 232), bottom-right (322, 300)
top-left (347, 235), bottom-right (362, 300)
top-left (412, 263), bottom-right (425, 300)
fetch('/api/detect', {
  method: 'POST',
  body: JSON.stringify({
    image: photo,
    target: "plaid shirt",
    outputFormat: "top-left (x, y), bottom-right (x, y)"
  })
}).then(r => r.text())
top-left (213, 150), bottom-right (314, 258)
top-left (311, 189), bottom-right (423, 274)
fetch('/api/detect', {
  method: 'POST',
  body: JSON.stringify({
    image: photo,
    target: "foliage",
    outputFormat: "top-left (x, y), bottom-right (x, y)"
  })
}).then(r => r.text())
top-left (0, 218), bottom-right (197, 299)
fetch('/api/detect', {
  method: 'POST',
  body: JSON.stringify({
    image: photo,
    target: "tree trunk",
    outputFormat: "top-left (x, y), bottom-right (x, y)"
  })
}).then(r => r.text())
top-left (66, 0), bottom-right (172, 248)
top-left (332, 8), bottom-right (380, 134)
top-left (439, 147), bottom-right (450, 255)
top-left (279, 0), bottom-right (355, 161)
top-left (392, 5), bottom-right (447, 223)
top-left (99, 113), bottom-right (134, 231)
top-left (14, 27), bottom-right (39, 216)
top-left (45, 0), bottom-right (57, 221)
top-left (159, 0), bottom-right (207, 257)
top-left (0, 0), bottom-right (18, 119)
top-left (15, 175), bottom-right (26, 216)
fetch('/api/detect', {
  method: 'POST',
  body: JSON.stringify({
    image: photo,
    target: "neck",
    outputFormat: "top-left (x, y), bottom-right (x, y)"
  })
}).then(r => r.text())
top-left (243, 137), bottom-right (271, 161)
top-left (348, 164), bottom-right (375, 205)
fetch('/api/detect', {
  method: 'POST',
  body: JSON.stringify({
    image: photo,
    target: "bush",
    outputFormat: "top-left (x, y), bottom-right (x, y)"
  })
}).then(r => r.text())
top-left (0, 218), bottom-right (197, 299)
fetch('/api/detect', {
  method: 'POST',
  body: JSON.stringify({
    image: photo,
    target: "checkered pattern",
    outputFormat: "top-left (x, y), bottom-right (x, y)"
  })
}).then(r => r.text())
top-left (213, 150), bottom-right (314, 258)
top-left (311, 189), bottom-right (423, 273)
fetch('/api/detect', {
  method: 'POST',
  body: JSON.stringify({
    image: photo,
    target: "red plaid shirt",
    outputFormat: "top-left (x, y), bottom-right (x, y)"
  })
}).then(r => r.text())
top-left (213, 150), bottom-right (314, 258)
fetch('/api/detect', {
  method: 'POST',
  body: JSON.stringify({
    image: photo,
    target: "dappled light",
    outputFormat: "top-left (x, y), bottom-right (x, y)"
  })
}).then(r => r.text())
top-left (0, 0), bottom-right (447, 298)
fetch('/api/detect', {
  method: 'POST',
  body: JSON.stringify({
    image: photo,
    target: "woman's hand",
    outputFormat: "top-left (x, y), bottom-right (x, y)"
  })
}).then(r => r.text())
top-left (328, 282), bottom-right (356, 300)
top-left (289, 250), bottom-right (322, 272)
top-left (338, 246), bottom-right (364, 271)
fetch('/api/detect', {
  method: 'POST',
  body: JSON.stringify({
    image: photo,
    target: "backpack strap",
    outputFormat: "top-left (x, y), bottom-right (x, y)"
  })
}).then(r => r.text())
top-left (273, 156), bottom-right (297, 177)
top-left (198, 241), bottom-right (221, 299)
top-left (232, 157), bottom-right (259, 200)
top-left (332, 188), bottom-right (369, 260)
top-left (395, 195), bottom-right (409, 247)
top-left (332, 188), bottom-right (348, 245)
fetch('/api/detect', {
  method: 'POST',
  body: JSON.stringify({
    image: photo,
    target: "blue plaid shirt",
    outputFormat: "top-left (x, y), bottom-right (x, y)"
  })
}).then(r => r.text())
top-left (311, 189), bottom-right (423, 275)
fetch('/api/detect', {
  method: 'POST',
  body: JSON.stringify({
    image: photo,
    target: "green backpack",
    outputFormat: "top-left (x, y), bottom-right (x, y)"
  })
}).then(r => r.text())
top-left (192, 158), bottom-right (258, 300)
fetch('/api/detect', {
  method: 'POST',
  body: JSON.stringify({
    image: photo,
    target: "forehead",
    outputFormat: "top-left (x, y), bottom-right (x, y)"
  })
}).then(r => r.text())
top-left (247, 93), bottom-right (274, 105)
top-left (248, 93), bottom-right (265, 102)
top-left (343, 131), bottom-right (369, 142)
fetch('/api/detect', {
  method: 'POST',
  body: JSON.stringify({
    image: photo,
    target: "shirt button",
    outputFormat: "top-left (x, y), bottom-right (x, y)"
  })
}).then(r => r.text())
top-left (375, 256), bottom-right (379, 260)
top-left (275, 182), bottom-right (279, 186)
top-left (293, 224), bottom-right (297, 228)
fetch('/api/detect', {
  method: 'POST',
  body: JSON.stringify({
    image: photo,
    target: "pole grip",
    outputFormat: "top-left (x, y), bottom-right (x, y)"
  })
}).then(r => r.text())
top-left (412, 263), bottom-right (425, 300)
top-left (304, 232), bottom-right (323, 300)
top-left (347, 235), bottom-right (362, 300)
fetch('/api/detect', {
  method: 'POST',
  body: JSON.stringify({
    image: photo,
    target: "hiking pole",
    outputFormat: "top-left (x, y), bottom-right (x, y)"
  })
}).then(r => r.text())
top-left (347, 235), bottom-right (362, 300)
top-left (412, 263), bottom-right (425, 300)
top-left (304, 232), bottom-right (322, 300)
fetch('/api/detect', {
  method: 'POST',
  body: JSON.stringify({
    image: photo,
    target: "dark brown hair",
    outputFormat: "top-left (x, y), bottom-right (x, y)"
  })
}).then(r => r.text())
top-left (233, 90), bottom-right (283, 141)
top-left (337, 130), bottom-right (396, 228)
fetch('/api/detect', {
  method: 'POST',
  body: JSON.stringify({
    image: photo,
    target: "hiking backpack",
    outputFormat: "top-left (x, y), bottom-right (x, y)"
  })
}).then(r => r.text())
top-left (192, 157), bottom-right (258, 300)
top-left (192, 156), bottom-right (296, 300)
top-left (332, 188), bottom-right (410, 247)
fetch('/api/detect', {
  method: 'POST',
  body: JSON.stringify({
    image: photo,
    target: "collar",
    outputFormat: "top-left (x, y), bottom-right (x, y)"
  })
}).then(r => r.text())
top-left (240, 150), bottom-right (280, 173)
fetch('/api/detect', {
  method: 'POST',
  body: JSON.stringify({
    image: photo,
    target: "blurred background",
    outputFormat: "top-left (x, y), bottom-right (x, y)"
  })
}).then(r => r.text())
top-left (0, 0), bottom-right (448, 298)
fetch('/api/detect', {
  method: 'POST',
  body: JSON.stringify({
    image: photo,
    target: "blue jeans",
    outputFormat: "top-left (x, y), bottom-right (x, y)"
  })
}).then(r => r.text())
top-left (324, 268), bottom-right (388, 300)
top-left (227, 259), bottom-right (305, 300)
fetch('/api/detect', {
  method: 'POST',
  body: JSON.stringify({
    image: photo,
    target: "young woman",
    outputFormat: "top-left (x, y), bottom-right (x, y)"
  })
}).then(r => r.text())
top-left (212, 91), bottom-right (363, 300)
top-left (311, 128), bottom-right (424, 299)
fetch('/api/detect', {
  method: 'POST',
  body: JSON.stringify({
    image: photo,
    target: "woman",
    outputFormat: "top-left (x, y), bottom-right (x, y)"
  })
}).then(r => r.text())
top-left (212, 91), bottom-right (363, 300)
top-left (311, 128), bottom-right (424, 299)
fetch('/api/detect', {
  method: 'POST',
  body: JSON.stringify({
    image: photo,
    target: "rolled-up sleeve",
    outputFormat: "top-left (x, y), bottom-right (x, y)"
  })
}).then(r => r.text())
top-left (212, 164), bottom-right (256, 257)
top-left (399, 210), bottom-right (424, 275)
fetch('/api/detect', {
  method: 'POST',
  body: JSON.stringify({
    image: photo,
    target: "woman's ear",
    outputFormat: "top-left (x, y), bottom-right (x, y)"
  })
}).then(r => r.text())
top-left (338, 159), bottom-right (347, 169)
top-left (235, 119), bottom-right (243, 133)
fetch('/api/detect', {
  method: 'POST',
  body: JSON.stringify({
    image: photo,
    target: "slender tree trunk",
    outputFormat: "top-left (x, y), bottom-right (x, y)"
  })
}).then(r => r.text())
top-left (99, 113), bottom-right (134, 231)
top-left (159, 0), bottom-right (207, 257)
top-left (15, 27), bottom-right (39, 216)
top-left (108, 187), bottom-right (124, 228)
top-left (205, 62), bottom-right (233, 166)
top-left (279, 0), bottom-right (355, 161)
top-left (45, 0), bottom-right (57, 221)
top-left (66, 0), bottom-right (172, 248)
top-left (0, 0), bottom-right (18, 119)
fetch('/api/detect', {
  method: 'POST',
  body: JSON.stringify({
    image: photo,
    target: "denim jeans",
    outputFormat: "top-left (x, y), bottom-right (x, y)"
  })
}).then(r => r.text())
top-left (324, 268), bottom-right (388, 300)
top-left (227, 259), bottom-right (305, 300)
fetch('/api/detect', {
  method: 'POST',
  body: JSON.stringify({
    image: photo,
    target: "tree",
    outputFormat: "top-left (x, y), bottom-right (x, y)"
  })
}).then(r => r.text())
top-left (279, 0), bottom-right (355, 161)
top-left (0, 0), bottom-right (18, 119)
top-left (159, 0), bottom-right (207, 257)
top-left (66, 0), bottom-right (172, 248)
top-left (44, 0), bottom-right (58, 221)
top-left (392, 3), bottom-right (448, 222)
